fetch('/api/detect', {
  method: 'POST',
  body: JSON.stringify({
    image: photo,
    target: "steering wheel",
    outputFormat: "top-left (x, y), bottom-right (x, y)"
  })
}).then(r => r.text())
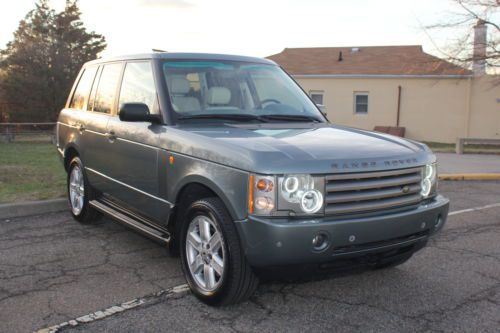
top-left (260, 99), bottom-right (281, 108)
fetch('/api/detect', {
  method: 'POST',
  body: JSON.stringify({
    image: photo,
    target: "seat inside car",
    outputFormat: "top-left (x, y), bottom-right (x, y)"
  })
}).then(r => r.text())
top-left (206, 87), bottom-right (238, 111)
top-left (169, 76), bottom-right (201, 112)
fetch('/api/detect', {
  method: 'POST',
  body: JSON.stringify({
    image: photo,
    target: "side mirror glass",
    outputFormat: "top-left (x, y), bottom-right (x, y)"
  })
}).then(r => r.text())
top-left (119, 103), bottom-right (161, 123)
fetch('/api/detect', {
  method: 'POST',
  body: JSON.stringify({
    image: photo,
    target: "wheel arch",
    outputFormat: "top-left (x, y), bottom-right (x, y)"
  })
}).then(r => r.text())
top-left (63, 143), bottom-right (81, 172)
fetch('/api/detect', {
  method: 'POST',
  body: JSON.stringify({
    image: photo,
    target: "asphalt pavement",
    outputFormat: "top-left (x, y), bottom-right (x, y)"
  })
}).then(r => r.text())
top-left (1, 181), bottom-right (499, 333)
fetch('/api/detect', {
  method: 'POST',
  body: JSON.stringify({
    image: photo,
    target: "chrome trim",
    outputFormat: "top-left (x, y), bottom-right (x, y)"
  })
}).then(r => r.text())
top-left (85, 167), bottom-right (172, 206)
top-left (85, 129), bottom-right (107, 136)
top-left (90, 200), bottom-right (170, 243)
top-left (57, 122), bottom-right (78, 129)
top-left (116, 137), bottom-right (159, 150)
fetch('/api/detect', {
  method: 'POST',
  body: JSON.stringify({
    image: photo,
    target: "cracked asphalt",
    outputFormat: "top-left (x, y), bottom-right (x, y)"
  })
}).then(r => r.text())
top-left (1, 181), bottom-right (499, 333)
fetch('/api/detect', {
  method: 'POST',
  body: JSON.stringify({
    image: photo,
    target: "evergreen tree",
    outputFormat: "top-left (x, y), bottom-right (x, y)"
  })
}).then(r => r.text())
top-left (0, 0), bottom-right (106, 122)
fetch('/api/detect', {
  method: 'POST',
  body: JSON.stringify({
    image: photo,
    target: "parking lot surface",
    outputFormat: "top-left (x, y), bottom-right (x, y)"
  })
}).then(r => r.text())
top-left (1, 181), bottom-right (499, 333)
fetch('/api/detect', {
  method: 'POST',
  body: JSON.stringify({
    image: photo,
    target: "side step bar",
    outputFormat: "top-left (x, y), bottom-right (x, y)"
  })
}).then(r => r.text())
top-left (89, 200), bottom-right (170, 245)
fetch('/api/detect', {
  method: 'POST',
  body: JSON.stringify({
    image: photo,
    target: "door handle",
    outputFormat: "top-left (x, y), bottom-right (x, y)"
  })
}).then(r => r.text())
top-left (78, 124), bottom-right (86, 133)
top-left (106, 130), bottom-right (117, 143)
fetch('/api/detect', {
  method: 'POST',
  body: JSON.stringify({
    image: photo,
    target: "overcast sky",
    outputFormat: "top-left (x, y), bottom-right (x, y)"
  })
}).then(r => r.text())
top-left (0, 0), bottom-right (481, 58)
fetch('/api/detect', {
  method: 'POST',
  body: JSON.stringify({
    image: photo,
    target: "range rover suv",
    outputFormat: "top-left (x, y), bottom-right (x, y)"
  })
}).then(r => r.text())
top-left (57, 52), bottom-right (449, 305)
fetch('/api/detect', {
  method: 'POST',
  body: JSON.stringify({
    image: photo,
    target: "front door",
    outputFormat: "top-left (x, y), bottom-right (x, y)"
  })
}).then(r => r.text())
top-left (104, 61), bottom-right (169, 223)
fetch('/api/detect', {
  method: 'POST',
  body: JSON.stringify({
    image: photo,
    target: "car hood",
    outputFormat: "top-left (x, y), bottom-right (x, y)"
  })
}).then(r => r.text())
top-left (160, 123), bottom-right (432, 174)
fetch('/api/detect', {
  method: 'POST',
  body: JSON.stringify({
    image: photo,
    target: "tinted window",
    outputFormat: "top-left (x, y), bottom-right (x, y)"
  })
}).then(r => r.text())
top-left (70, 66), bottom-right (98, 110)
top-left (87, 66), bottom-right (102, 111)
top-left (93, 63), bottom-right (123, 114)
top-left (119, 62), bottom-right (157, 113)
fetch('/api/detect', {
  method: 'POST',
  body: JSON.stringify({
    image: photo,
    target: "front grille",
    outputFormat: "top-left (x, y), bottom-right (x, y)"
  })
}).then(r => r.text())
top-left (324, 167), bottom-right (423, 215)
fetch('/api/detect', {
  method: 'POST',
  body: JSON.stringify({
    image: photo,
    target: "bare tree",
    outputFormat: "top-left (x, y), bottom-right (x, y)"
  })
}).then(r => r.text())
top-left (423, 0), bottom-right (499, 74)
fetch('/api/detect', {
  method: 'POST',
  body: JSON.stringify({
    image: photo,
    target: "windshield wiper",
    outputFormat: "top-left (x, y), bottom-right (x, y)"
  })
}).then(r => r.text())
top-left (177, 114), bottom-right (269, 122)
top-left (258, 114), bottom-right (321, 122)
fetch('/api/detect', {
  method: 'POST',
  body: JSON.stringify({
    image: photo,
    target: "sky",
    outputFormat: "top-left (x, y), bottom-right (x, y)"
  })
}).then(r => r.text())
top-left (0, 0), bottom-right (485, 58)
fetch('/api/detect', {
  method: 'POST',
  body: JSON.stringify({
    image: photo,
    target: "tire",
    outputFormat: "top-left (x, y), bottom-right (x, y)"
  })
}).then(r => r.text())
top-left (373, 252), bottom-right (413, 270)
top-left (67, 157), bottom-right (101, 224)
top-left (180, 197), bottom-right (258, 305)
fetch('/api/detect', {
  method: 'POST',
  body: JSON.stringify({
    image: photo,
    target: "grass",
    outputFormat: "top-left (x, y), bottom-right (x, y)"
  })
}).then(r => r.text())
top-left (424, 141), bottom-right (500, 154)
top-left (0, 142), bottom-right (66, 203)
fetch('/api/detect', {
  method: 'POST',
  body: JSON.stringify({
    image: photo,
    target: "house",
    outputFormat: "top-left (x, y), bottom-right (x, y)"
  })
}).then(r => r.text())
top-left (267, 22), bottom-right (499, 143)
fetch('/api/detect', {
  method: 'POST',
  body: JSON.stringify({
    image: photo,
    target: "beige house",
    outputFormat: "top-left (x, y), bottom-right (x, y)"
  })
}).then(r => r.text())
top-left (267, 26), bottom-right (499, 143)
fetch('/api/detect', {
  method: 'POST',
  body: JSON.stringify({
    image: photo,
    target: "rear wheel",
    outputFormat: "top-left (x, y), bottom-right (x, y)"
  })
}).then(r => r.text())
top-left (67, 157), bottom-right (101, 223)
top-left (180, 197), bottom-right (258, 305)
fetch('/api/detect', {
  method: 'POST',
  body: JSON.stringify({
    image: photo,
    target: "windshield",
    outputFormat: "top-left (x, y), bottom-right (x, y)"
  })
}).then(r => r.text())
top-left (162, 60), bottom-right (326, 123)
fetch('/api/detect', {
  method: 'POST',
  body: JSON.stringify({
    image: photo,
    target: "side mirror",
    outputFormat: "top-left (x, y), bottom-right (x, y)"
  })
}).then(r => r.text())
top-left (316, 104), bottom-right (327, 117)
top-left (119, 103), bottom-right (161, 123)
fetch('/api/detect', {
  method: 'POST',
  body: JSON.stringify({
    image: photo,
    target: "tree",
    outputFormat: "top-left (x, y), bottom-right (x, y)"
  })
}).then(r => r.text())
top-left (423, 0), bottom-right (499, 74)
top-left (0, 0), bottom-right (106, 122)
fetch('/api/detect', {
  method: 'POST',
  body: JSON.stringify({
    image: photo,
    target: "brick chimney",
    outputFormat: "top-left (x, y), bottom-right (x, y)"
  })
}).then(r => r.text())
top-left (472, 20), bottom-right (487, 76)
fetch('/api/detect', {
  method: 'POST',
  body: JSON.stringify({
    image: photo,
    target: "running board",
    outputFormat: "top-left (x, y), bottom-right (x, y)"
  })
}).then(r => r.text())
top-left (89, 200), bottom-right (170, 245)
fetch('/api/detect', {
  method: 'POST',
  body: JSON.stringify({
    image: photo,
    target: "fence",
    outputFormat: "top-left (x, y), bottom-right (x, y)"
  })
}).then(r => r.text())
top-left (0, 123), bottom-right (56, 143)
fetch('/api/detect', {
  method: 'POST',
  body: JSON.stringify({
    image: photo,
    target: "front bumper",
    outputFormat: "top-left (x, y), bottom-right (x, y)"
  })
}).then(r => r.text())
top-left (235, 195), bottom-right (449, 267)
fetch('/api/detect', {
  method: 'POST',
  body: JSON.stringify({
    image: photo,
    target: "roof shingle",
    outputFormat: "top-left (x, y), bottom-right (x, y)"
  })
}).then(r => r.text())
top-left (267, 46), bottom-right (471, 76)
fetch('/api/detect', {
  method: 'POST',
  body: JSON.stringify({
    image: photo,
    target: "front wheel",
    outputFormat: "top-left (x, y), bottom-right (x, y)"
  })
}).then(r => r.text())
top-left (180, 198), bottom-right (258, 305)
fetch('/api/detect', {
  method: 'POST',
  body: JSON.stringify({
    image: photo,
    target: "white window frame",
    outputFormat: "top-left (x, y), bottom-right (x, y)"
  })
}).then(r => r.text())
top-left (354, 92), bottom-right (369, 114)
top-left (309, 90), bottom-right (324, 106)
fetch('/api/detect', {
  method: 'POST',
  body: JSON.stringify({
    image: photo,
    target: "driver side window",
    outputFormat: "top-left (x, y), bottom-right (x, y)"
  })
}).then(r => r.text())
top-left (119, 61), bottom-right (157, 114)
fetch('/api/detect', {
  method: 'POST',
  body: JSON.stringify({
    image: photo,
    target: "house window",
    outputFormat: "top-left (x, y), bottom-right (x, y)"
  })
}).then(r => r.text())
top-left (354, 92), bottom-right (368, 114)
top-left (309, 91), bottom-right (324, 105)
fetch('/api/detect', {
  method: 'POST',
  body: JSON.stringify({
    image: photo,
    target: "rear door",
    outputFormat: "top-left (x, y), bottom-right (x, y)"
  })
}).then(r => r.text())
top-left (104, 61), bottom-right (168, 223)
top-left (83, 62), bottom-right (124, 192)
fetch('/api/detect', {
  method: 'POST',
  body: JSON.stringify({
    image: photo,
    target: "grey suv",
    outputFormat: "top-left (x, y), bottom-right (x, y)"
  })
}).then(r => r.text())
top-left (57, 53), bottom-right (449, 305)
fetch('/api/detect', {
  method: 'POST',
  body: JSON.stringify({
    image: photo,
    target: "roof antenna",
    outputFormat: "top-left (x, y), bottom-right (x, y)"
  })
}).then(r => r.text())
top-left (338, 51), bottom-right (343, 61)
top-left (152, 49), bottom-right (167, 52)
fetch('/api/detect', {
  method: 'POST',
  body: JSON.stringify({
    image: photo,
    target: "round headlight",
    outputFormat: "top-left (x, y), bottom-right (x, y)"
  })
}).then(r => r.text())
top-left (281, 175), bottom-right (314, 203)
top-left (300, 190), bottom-right (323, 213)
top-left (420, 178), bottom-right (432, 197)
top-left (424, 164), bottom-right (436, 180)
top-left (283, 176), bottom-right (299, 193)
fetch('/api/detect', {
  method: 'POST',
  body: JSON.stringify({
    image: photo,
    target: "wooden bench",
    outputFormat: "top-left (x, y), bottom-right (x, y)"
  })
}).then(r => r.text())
top-left (456, 138), bottom-right (500, 154)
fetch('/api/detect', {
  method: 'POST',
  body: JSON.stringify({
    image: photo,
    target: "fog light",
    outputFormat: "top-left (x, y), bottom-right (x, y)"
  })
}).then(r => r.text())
top-left (312, 232), bottom-right (329, 251)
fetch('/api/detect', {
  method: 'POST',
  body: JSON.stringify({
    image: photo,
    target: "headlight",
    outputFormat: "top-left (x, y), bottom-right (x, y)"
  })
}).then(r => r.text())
top-left (280, 174), bottom-right (314, 203)
top-left (420, 162), bottom-right (437, 197)
top-left (300, 190), bottom-right (324, 213)
top-left (249, 175), bottom-right (276, 215)
top-left (279, 174), bottom-right (324, 214)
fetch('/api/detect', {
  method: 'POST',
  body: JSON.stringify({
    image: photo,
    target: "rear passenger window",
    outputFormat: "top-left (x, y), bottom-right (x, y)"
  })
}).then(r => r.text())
top-left (70, 66), bottom-right (98, 110)
top-left (93, 63), bottom-right (123, 114)
top-left (119, 62), bottom-right (157, 113)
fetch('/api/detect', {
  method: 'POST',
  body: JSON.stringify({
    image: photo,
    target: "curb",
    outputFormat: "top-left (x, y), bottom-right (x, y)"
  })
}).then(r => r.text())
top-left (0, 198), bottom-right (68, 220)
top-left (439, 173), bottom-right (500, 181)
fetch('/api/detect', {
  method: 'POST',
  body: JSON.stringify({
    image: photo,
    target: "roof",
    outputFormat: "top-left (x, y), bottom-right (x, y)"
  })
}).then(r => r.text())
top-left (85, 52), bottom-right (275, 66)
top-left (267, 46), bottom-right (472, 77)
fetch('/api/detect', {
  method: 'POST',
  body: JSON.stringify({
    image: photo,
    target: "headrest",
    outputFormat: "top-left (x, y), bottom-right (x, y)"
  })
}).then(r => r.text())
top-left (169, 77), bottom-right (191, 95)
top-left (207, 87), bottom-right (231, 105)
